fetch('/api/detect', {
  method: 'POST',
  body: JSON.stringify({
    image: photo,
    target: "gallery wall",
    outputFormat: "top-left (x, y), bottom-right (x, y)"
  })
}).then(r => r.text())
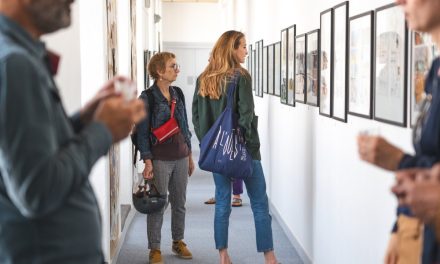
top-left (43, 2), bottom-right (81, 115)
top-left (243, 0), bottom-right (414, 263)
top-left (162, 1), bottom-right (235, 43)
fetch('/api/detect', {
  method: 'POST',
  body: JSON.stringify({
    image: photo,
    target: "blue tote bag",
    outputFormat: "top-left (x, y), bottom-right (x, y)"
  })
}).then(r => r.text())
top-left (198, 75), bottom-right (253, 179)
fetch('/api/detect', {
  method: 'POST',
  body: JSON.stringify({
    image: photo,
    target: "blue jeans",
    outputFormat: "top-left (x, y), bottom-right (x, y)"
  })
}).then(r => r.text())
top-left (213, 160), bottom-right (274, 252)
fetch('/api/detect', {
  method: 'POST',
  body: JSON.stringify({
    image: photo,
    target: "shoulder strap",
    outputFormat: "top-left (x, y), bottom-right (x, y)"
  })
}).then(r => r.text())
top-left (226, 74), bottom-right (240, 109)
top-left (170, 99), bottom-right (176, 117)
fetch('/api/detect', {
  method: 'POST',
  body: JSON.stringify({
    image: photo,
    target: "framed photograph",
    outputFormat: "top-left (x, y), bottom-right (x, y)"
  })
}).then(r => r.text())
top-left (374, 3), bottom-right (408, 127)
top-left (295, 34), bottom-right (307, 104)
top-left (410, 32), bottom-right (438, 127)
top-left (287, 25), bottom-right (296, 106)
top-left (247, 44), bottom-right (253, 83)
top-left (319, 8), bottom-right (333, 117)
top-left (268, 44), bottom-right (275, 95)
top-left (263, 46), bottom-right (268, 94)
top-left (274, 42), bottom-right (281, 97)
top-left (144, 50), bottom-right (149, 90)
top-left (332, 1), bottom-right (349, 122)
top-left (306, 29), bottom-right (320, 107)
top-left (252, 49), bottom-right (256, 93)
top-left (281, 28), bottom-right (288, 104)
top-left (348, 11), bottom-right (374, 119)
top-left (256, 40), bottom-right (264, 97)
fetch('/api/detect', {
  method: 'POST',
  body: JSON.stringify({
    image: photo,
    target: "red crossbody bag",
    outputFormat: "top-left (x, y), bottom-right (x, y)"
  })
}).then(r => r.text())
top-left (152, 99), bottom-right (180, 143)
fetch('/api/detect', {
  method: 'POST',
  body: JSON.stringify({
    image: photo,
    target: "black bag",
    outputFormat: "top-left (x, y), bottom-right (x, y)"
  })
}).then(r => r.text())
top-left (132, 181), bottom-right (167, 214)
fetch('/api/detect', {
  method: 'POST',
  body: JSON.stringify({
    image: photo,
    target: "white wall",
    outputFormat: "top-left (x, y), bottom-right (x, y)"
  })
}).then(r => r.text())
top-left (244, 0), bottom-right (414, 263)
top-left (162, 2), bottom-right (229, 43)
top-left (43, 2), bottom-right (81, 114)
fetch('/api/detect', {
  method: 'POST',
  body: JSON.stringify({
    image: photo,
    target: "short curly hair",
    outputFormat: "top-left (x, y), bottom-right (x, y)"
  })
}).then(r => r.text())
top-left (148, 52), bottom-right (176, 81)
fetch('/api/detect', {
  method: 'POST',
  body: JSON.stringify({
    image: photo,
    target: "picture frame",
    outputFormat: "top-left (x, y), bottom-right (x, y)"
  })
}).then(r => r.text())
top-left (295, 34), bottom-right (307, 104)
top-left (332, 1), bottom-right (349, 122)
top-left (253, 49), bottom-right (256, 93)
top-left (319, 8), bottom-right (333, 117)
top-left (263, 46), bottom-right (268, 94)
top-left (247, 44), bottom-right (253, 85)
top-left (144, 50), bottom-right (149, 90)
top-left (287, 25), bottom-right (296, 106)
top-left (256, 40), bottom-right (264, 97)
top-left (306, 29), bottom-right (320, 107)
top-left (268, 44), bottom-right (275, 95)
top-left (410, 31), bottom-right (438, 127)
top-left (374, 3), bottom-right (408, 127)
top-left (281, 28), bottom-right (288, 104)
top-left (274, 42), bottom-right (281, 97)
top-left (348, 11), bottom-right (374, 119)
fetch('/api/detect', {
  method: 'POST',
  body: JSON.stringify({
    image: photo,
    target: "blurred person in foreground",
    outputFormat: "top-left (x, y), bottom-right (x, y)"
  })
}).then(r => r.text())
top-left (0, 0), bottom-right (145, 263)
top-left (357, 0), bottom-right (440, 263)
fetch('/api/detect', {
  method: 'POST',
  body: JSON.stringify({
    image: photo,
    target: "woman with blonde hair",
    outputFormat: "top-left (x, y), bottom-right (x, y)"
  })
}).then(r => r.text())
top-left (192, 30), bottom-right (279, 264)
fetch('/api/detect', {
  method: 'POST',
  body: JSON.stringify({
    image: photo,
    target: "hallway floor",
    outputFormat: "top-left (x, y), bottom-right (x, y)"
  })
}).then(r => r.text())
top-left (116, 163), bottom-right (303, 264)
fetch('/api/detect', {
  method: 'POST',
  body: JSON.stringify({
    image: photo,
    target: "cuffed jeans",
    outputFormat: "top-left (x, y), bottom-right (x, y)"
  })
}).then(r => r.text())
top-left (213, 160), bottom-right (274, 252)
top-left (147, 157), bottom-right (189, 249)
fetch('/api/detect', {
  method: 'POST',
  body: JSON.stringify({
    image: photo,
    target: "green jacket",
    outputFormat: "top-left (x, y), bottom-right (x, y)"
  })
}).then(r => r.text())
top-left (192, 71), bottom-right (261, 160)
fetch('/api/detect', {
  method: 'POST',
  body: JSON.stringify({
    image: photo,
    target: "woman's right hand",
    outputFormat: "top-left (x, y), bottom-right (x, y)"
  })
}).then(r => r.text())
top-left (143, 159), bottom-right (154, 180)
top-left (357, 135), bottom-right (404, 171)
top-left (384, 233), bottom-right (399, 264)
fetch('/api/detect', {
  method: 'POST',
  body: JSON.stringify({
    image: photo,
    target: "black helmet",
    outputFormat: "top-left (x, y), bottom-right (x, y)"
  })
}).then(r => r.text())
top-left (133, 182), bottom-right (167, 214)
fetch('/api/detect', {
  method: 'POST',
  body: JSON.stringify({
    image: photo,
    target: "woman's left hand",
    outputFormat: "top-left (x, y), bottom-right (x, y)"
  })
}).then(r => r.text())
top-left (188, 155), bottom-right (195, 176)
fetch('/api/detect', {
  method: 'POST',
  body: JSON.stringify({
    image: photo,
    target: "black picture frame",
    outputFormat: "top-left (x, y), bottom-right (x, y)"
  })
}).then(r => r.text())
top-left (306, 29), bottom-right (320, 107)
top-left (332, 1), bottom-right (349, 123)
top-left (252, 49), bottom-right (256, 93)
top-left (295, 34), bottom-right (307, 104)
top-left (287, 25), bottom-right (296, 106)
top-left (144, 50), bottom-right (149, 90)
top-left (274, 41), bottom-right (281, 97)
top-left (263, 46), bottom-right (268, 94)
top-left (268, 44), bottom-right (275, 95)
top-left (256, 40), bottom-right (264, 97)
top-left (373, 3), bottom-right (408, 127)
top-left (319, 8), bottom-right (333, 117)
top-left (247, 44), bottom-right (253, 87)
top-left (348, 11), bottom-right (374, 119)
top-left (281, 28), bottom-right (288, 104)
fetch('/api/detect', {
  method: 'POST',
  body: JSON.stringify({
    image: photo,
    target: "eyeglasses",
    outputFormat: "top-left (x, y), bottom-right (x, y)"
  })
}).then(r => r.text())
top-left (170, 64), bottom-right (180, 71)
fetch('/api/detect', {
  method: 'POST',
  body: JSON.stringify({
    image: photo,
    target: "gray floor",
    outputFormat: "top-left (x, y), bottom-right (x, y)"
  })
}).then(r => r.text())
top-left (116, 166), bottom-right (302, 264)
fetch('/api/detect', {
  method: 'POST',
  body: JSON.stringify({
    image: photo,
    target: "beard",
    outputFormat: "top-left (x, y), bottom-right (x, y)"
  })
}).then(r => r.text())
top-left (25, 0), bottom-right (74, 34)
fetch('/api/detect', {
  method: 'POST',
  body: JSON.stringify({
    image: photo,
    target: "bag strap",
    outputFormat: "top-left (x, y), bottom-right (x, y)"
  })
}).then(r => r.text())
top-left (170, 99), bottom-right (176, 118)
top-left (226, 73), bottom-right (240, 110)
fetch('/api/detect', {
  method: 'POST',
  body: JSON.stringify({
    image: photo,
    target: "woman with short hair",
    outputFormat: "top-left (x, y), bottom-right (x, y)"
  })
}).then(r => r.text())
top-left (137, 52), bottom-right (194, 264)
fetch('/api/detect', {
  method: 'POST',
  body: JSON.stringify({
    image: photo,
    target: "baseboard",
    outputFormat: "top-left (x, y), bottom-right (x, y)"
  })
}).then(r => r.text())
top-left (269, 202), bottom-right (313, 264)
top-left (111, 208), bottom-right (137, 264)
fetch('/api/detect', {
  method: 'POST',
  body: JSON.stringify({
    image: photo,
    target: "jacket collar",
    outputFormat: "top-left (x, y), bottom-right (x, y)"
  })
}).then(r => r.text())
top-left (151, 83), bottom-right (177, 102)
top-left (0, 14), bottom-right (47, 61)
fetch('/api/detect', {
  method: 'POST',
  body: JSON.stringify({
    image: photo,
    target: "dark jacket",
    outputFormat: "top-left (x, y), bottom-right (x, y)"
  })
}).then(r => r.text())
top-left (397, 57), bottom-right (440, 264)
top-left (192, 70), bottom-right (261, 160)
top-left (137, 84), bottom-right (192, 161)
top-left (0, 15), bottom-right (111, 264)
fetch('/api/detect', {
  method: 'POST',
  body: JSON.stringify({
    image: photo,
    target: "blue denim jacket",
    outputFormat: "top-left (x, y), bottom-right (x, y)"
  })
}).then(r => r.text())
top-left (137, 84), bottom-right (192, 160)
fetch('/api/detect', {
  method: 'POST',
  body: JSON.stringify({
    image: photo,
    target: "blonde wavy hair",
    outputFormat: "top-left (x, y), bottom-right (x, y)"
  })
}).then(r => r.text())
top-left (198, 30), bottom-right (249, 99)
